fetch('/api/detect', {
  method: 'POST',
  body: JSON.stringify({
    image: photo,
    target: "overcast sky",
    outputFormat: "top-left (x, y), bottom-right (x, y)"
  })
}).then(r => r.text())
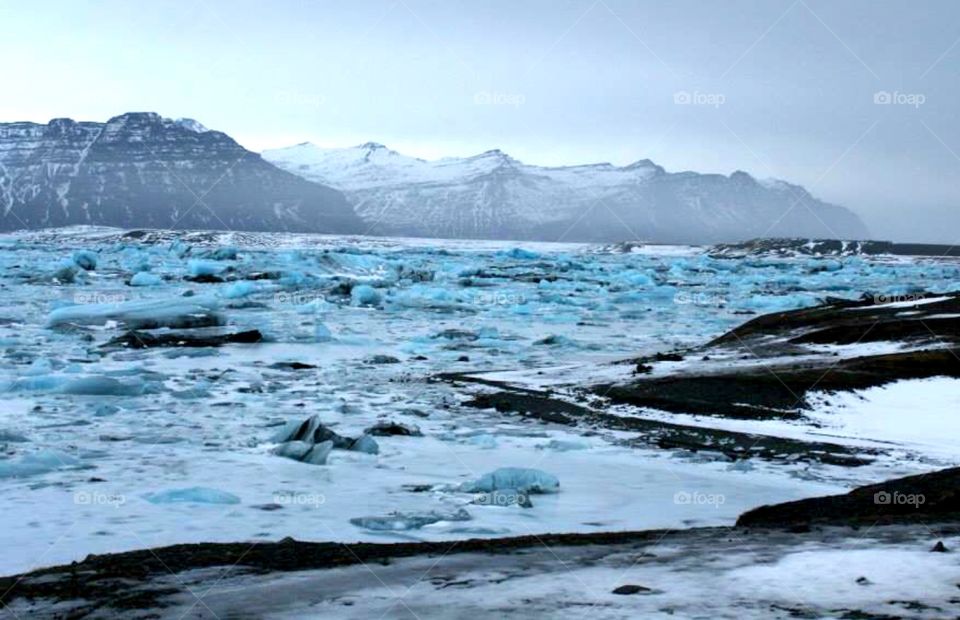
top-left (1, 0), bottom-right (958, 242)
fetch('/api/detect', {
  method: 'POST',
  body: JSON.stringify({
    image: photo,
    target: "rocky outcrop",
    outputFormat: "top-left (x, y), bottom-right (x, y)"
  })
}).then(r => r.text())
top-left (597, 292), bottom-right (960, 419)
top-left (738, 467), bottom-right (960, 527)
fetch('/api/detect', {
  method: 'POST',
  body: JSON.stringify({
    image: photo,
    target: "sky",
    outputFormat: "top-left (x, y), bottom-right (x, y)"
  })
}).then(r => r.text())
top-left (1, 0), bottom-right (958, 242)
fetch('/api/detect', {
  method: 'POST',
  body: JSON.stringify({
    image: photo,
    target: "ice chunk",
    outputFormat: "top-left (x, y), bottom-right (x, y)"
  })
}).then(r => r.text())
top-left (52, 263), bottom-right (79, 283)
top-left (350, 284), bottom-right (381, 307)
top-left (170, 240), bottom-right (190, 258)
top-left (350, 508), bottom-right (471, 531)
top-left (273, 415), bottom-right (353, 449)
top-left (314, 322), bottom-right (333, 342)
top-left (742, 294), bottom-right (817, 313)
top-left (806, 258), bottom-right (843, 272)
top-left (3, 375), bottom-right (64, 392)
top-left (187, 260), bottom-right (223, 277)
top-left (129, 272), bottom-right (163, 286)
top-left (3, 375), bottom-right (152, 396)
top-left (391, 285), bottom-right (462, 310)
top-left (350, 435), bottom-right (379, 455)
top-left (0, 430), bottom-right (29, 443)
top-left (46, 297), bottom-right (223, 330)
top-left (25, 359), bottom-right (55, 376)
top-left (534, 334), bottom-right (574, 347)
top-left (460, 467), bottom-right (560, 494)
top-left (539, 439), bottom-right (589, 451)
top-left (94, 404), bottom-right (121, 417)
top-left (364, 421), bottom-right (422, 437)
top-left (0, 450), bottom-right (81, 479)
top-left (468, 434), bottom-right (498, 449)
top-left (301, 441), bottom-right (335, 465)
top-left (500, 247), bottom-right (539, 260)
top-left (271, 415), bottom-right (369, 462)
top-left (223, 281), bottom-right (256, 299)
top-left (278, 271), bottom-right (309, 289)
top-left (144, 487), bottom-right (241, 505)
top-left (72, 250), bottom-right (98, 270)
top-left (273, 440), bottom-right (313, 460)
top-left (204, 247), bottom-right (238, 260)
top-left (273, 440), bottom-right (334, 465)
top-left (58, 376), bottom-right (152, 396)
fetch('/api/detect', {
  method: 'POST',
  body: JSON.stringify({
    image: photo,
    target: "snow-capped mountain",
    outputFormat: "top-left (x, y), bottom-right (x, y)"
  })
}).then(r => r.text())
top-left (264, 142), bottom-right (869, 243)
top-left (0, 113), bottom-right (362, 233)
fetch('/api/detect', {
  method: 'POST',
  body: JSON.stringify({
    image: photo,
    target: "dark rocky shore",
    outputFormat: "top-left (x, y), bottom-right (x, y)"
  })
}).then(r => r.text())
top-left (447, 291), bottom-right (960, 467)
top-left (711, 237), bottom-right (960, 258)
top-left (599, 291), bottom-right (960, 419)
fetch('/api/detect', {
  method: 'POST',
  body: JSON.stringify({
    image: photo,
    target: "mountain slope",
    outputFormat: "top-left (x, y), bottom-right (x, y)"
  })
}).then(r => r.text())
top-left (264, 143), bottom-right (868, 243)
top-left (0, 113), bottom-right (362, 233)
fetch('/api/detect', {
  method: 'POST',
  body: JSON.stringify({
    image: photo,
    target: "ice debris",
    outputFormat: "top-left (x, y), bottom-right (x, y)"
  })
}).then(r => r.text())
top-left (501, 247), bottom-right (540, 260)
top-left (350, 435), bottom-right (380, 455)
top-left (143, 487), bottom-right (241, 505)
top-left (3, 375), bottom-right (154, 396)
top-left (460, 467), bottom-right (560, 494)
top-left (0, 430), bottom-right (29, 443)
top-left (203, 247), bottom-right (238, 260)
top-left (350, 284), bottom-right (381, 307)
top-left (349, 508), bottom-right (471, 531)
top-left (539, 439), bottom-right (589, 451)
top-left (223, 281), bottom-right (256, 299)
top-left (129, 272), bottom-right (163, 286)
top-left (46, 297), bottom-right (223, 330)
top-left (0, 450), bottom-right (81, 479)
top-left (272, 415), bottom-right (380, 464)
top-left (187, 260), bottom-right (224, 277)
top-left (72, 250), bottom-right (98, 270)
top-left (273, 440), bottom-right (334, 465)
top-left (364, 421), bottom-right (422, 437)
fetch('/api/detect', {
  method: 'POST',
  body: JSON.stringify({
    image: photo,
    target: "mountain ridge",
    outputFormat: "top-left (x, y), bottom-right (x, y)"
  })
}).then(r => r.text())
top-left (0, 113), bottom-right (362, 233)
top-left (0, 112), bottom-right (869, 243)
top-left (264, 142), bottom-right (868, 244)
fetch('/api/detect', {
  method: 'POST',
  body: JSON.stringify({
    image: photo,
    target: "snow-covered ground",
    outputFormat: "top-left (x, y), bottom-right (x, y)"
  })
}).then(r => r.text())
top-left (1, 228), bottom-right (958, 576)
top-left (118, 527), bottom-right (960, 619)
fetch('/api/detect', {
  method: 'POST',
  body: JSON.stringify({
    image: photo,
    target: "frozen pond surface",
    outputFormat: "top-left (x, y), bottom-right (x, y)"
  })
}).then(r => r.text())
top-left (1, 227), bottom-right (958, 576)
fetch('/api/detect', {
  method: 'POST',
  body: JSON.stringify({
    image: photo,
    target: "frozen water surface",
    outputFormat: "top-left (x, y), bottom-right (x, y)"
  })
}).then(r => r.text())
top-left (0, 227), bottom-right (958, 575)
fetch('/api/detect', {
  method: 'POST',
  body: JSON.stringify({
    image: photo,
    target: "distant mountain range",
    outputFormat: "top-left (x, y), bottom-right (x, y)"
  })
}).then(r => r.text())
top-left (0, 112), bottom-right (868, 243)
top-left (0, 113), bottom-right (361, 233)
top-left (264, 142), bottom-right (869, 244)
